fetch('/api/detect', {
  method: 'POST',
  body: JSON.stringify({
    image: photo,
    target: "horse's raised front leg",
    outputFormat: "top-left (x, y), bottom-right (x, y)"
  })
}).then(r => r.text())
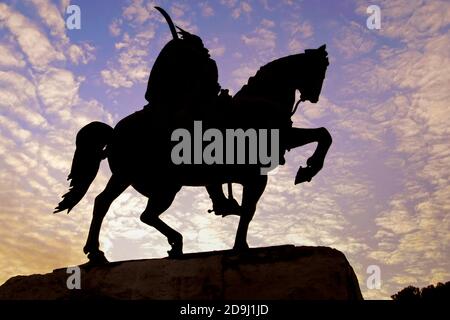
top-left (233, 175), bottom-right (268, 251)
top-left (140, 186), bottom-right (183, 258)
top-left (285, 127), bottom-right (332, 184)
top-left (84, 174), bottom-right (129, 264)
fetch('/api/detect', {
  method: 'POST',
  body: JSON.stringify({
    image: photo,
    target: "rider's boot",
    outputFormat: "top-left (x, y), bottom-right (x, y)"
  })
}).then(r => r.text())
top-left (206, 184), bottom-right (241, 217)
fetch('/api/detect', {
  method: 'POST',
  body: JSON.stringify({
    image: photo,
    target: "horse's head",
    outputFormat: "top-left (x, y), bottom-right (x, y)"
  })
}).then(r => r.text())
top-left (294, 45), bottom-right (329, 103)
top-left (233, 44), bottom-right (329, 120)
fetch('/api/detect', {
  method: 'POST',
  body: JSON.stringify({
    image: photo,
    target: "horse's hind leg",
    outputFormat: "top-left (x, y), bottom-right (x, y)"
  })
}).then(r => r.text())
top-left (233, 175), bottom-right (267, 251)
top-left (83, 174), bottom-right (129, 264)
top-left (140, 187), bottom-right (183, 258)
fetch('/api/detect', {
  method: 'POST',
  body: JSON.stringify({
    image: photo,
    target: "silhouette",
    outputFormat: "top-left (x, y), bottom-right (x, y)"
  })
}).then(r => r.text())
top-left (55, 7), bottom-right (332, 265)
top-left (144, 7), bottom-right (239, 217)
top-left (392, 281), bottom-right (450, 301)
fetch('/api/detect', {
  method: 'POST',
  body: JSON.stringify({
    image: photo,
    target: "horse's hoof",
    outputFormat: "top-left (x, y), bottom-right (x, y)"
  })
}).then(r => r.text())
top-left (232, 243), bottom-right (250, 253)
top-left (87, 251), bottom-right (109, 265)
top-left (167, 237), bottom-right (183, 258)
top-left (83, 243), bottom-right (100, 255)
top-left (167, 248), bottom-right (183, 258)
top-left (294, 166), bottom-right (313, 184)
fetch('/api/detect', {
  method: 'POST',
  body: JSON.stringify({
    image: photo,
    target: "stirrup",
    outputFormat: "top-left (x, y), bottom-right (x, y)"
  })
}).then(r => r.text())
top-left (208, 198), bottom-right (241, 217)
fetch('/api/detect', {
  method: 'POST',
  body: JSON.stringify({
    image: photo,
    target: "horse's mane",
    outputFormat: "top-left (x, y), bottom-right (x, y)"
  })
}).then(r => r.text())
top-left (236, 54), bottom-right (302, 96)
top-left (235, 46), bottom-right (328, 97)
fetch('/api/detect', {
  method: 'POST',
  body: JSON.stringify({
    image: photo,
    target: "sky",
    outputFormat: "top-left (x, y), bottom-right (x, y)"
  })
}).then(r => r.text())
top-left (0, 0), bottom-right (449, 300)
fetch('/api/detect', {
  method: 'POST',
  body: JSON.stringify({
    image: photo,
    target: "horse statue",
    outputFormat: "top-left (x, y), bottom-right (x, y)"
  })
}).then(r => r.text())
top-left (55, 43), bottom-right (332, 265)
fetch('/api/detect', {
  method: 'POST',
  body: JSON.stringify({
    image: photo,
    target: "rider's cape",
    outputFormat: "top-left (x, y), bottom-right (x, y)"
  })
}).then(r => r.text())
top-left (144, 34), bottom-right (221, 122)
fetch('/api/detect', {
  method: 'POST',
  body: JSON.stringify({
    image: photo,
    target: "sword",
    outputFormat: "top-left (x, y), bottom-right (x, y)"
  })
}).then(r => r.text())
top-left (155, 6), bottom-right (179, 40)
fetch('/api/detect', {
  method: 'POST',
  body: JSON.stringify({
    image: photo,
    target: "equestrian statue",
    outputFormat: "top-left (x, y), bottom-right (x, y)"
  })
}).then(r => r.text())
top-left (55, 7), bottom-right (332, 264)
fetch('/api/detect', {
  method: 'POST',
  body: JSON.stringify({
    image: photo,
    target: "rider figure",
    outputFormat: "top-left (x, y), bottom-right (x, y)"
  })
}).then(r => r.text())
top-left (144, 7), bottom-right (239, 216)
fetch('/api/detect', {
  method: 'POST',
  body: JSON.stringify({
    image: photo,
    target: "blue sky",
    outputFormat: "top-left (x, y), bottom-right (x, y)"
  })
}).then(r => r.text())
top-left (0, 0), bottom-right (449, 299)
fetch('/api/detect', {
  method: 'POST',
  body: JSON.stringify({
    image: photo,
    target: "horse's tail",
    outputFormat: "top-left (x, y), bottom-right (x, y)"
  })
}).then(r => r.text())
top-left (54, 121), bottom-right (113, 213)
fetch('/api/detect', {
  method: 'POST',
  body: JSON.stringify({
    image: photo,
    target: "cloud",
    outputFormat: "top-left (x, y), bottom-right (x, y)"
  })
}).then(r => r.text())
top-left (36, 67), bottom-right (81, 118)
top-left (241, 27), bottom-right (277, 51)
top-left (29, 0), bottom-right (68, 43)
top-left (123, 0), bottom-right (154, 25)
top-left (101, 69), bottom-right (134, 89)
top-left (0, 69), bottom-right (113, 289)
top-left (109, 19), bottom-right (122, 37)
top-left (231, 65), bottom-right (258, 88)
top-left (281, 18), bottom-right (314, 54)
top-left (0, 71), bottom-right (47, 128)
top-left (284, 20), bottom-right (313, 38)
top-left (0, 44), bottom-right (26, 68)
top-left (356, 0), bottom-right (450, 44)
top-left (207, 37), bottom-right (226, 58)
top-left (220, 0), bottom-right (238, 8)
top-left (101, 22), bottom-right (156, 88)
top-left (342, 0), bottom-right (450, 298)
top-left (68, 43), bottom-right (95, 65)
top-left (375, 200), bottom-right (418, 235)
top-left (102, 2), bottom-right (181, 89)
top-left (333, 21), bottom-right (375, 58)
top-left (101, 42), bottom-right (151, 89)
top-left (199, 2), bottom-right (215, 17)
top-left (0, 3), bottom-right (65, 68)
top-left (232, 1), bottom-right (252, 19)
top-left (170, 3), bottom-right (188, 18)
top-left (0, 1), bottom-right (449, 301)
top-left (288, 38), bottom-right (303, 53)
top-left (0, 114), bottom-right (32, 142)
top-left (220, 0), bottom-right (251, 19)
top-left (261, 19), bottom-right (275, 28)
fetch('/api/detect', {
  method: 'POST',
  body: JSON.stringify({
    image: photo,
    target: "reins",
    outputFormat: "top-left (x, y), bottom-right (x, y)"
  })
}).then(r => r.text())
top-left (291, 98), bottom-right (302, 116)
